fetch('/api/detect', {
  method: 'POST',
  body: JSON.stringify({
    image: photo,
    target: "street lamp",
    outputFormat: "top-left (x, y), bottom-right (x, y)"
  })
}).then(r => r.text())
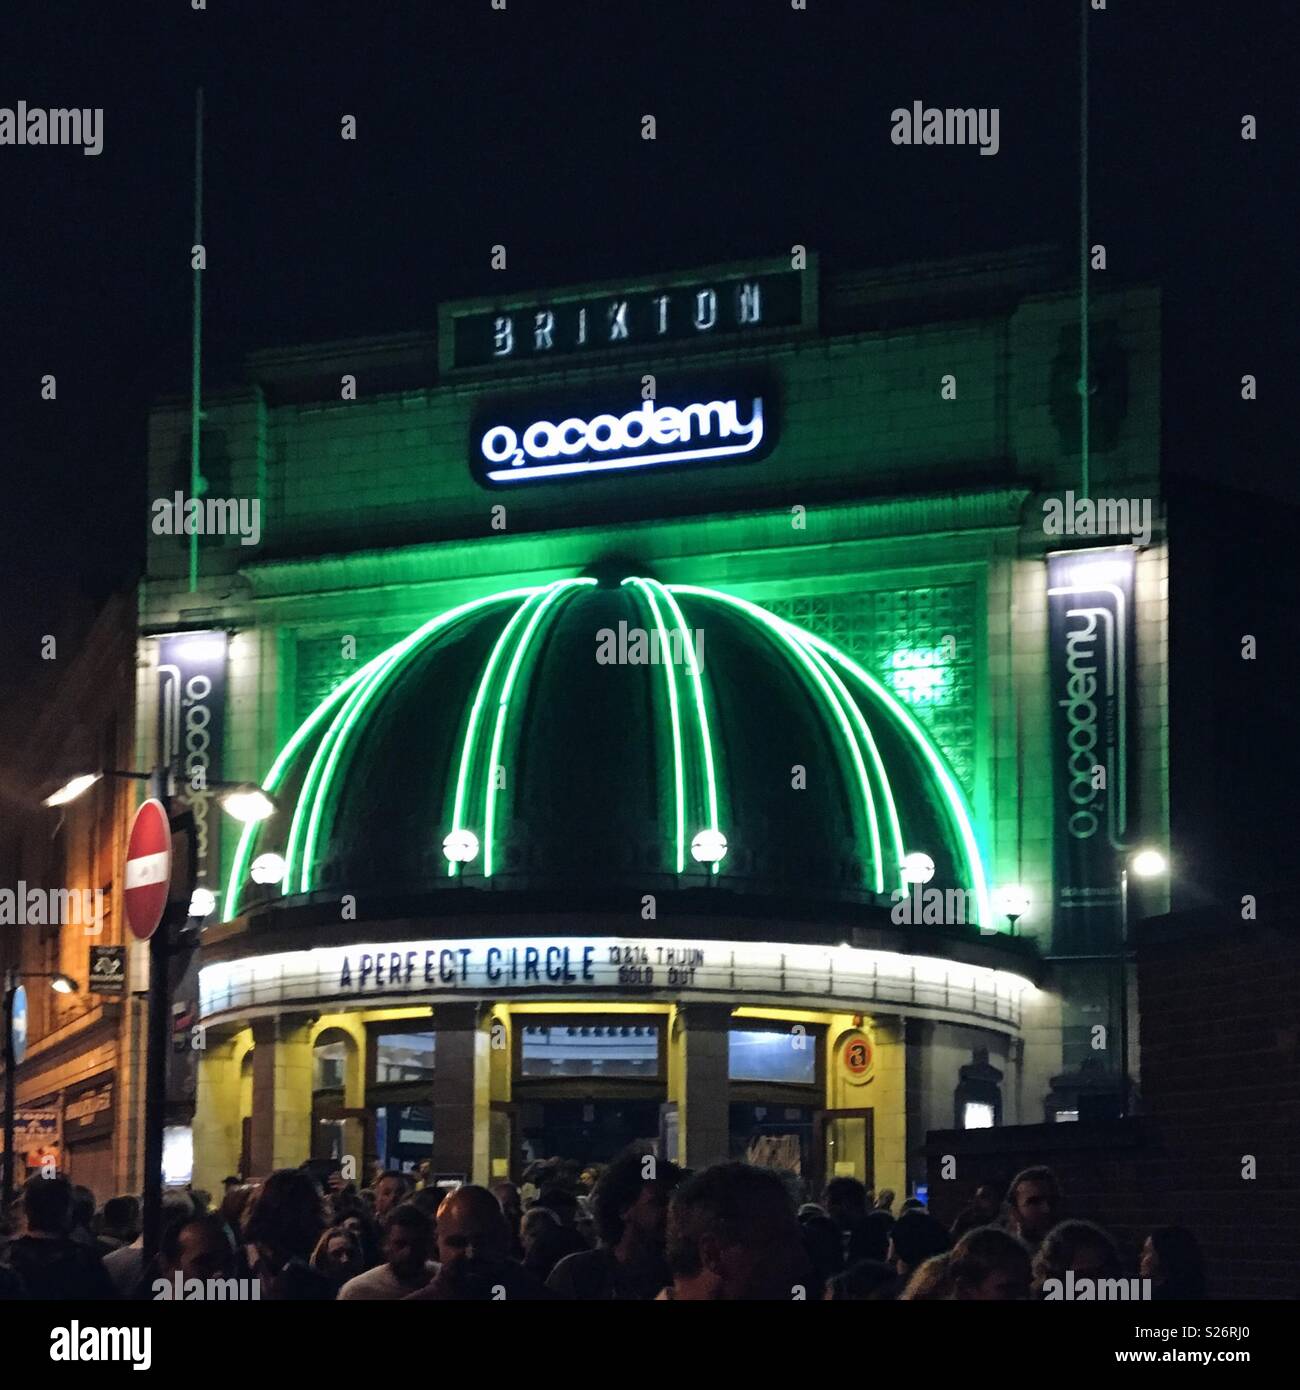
top-left (1118, 847), bottom-right (1170, 1117)
top-left (994, 884), bottom-right (1031, 935)
top-left (41, 770), bottom-right (278, 824)
top-left (3, 970), bottom-right (82, 1208)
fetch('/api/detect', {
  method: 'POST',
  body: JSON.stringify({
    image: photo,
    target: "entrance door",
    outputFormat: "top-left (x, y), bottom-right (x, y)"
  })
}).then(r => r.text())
top-left (516, 1098), bottom-right (662, 1171)
top-left (812, 1108), bottom-right (874, 1197)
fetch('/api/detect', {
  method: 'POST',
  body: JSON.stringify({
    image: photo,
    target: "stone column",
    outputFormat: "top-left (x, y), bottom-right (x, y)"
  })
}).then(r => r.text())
top-left (248, 1013), bottom-right (315, 1176)
top-left (192, 1028), bottom-right (248, 1195)
top-left (677, 1003), bottom-right (733, 1170)
top-left (432, 1003), bottom-right (490, 1185)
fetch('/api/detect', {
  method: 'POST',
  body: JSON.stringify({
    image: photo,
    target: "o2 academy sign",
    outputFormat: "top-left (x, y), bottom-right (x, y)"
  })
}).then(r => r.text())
top-left (471, 380), bottom-right (774, 486)
top-left (443, 261), bottom-right (813, 371)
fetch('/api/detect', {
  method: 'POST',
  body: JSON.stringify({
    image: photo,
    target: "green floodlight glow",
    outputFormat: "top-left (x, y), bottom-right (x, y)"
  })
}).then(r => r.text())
top-left (806, 632), bottom-right (993, 930)
top-left (447, 587), bottom-right (552, 878)
top-left (886, 644), bottom-right (954, 707)
top-left (623, 578), bottom-right (687, 874)
top-left (669, 584), bottom-right (883, 895)
top-left (647, 580), bottom-right (722, 876)
top-left (483, 578), bottom-right (595, 877)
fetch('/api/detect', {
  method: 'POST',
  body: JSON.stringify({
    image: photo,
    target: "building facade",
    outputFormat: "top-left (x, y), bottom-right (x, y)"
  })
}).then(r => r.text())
top-left (0, 590), bottom-right (142, 1202)
top-left (133, 247), bottom-right (1167, 1198)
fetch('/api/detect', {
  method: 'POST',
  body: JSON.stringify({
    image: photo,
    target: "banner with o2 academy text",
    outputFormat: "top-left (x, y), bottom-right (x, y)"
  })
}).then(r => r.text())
top-left (1047, 549), bottom-right (1137, 954)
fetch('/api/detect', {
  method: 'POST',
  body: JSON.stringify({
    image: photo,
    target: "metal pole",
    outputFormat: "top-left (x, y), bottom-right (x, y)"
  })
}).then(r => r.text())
top-left (1118, 867), bottom-right (1129, 1117)
top-left (189, 86), bottom-right (204, 595)
top-left (2, 970), bottom-right (15, 1212)
top-left (141, 767), bottom-right (172, 1260)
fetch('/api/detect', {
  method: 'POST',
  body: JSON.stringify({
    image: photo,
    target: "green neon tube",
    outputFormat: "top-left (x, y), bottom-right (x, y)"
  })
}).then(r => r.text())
top-left (298, 589), bottom-right (536, 892)
top-left (483, 578), bottom-right (595, 877)
top-left (805, 633), bottom-right (994, 929)
top-left (669, 584), bottom-right (881, 893)
top-left (222, 655), bottom-right (383, 921)
top-left (644, 579), bottom-right (723, 876)
top-left (801, 639), bottom-right (906, 892)
top-left (448, 585), bottom-right (553, 877)
top-left (623, 578), bottom-right (687, 874)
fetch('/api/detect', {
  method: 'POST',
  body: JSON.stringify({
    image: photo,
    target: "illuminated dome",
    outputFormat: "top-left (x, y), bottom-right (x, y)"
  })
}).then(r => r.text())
top-left (225, 577), bottom-right (990, 923)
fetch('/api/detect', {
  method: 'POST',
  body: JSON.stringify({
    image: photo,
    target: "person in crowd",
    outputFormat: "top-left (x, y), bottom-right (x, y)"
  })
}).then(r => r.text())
top-left (492, 1180), bottom-right (525, 1258)
top-left (799, 1212), bottom-right (845, 1292)
top-left (242, 1168), bottom-right (335, 1300)
top-left (532, 1183), bottom-right (581, 1228)
top-left (950, 1181), bottom-right (1003, 1239)
top-left (2, 1175), bottom-right (115, 1300)
top-left (898, 1253), bottom-right (954, 1300)
top-left (520, 1205), bottom-right (560, 1260)
top-left (949, 1226), bottom-right (1032, 1300)
top-left (406, 1184), bottom-right (553, 1300)
top-left (1031, 1219), bottom-right (1123, 1297)
top-left (217, 1184), bottom-right (255, 1266)
top-left (104, 1191), bottom-right (195, 1296)
top-left (370, 1170), bottom-right (412, 1224)
top-left (888, 1210), bottom-right (953, 1285)
top-left (873, 1187), bottom-right (897, 1215)
top-left (899, 1197), bottom-right (927, 1215)
top-left (223, 1175), bottom-right (242, 1192)
top-left (1141, 1225), bottom-right (1206, 1300)
top-left (1005, 1165), bottom-right (1062, 1250)
top-left (409, 1185), bottom-right (442, 1222)
top-left (96, 1195), bottom-right (141, 1256)
top-left (69, 1185), bottom-right (99, 1249)
top-left (338, 1204), bottom-right (437, 1299)
top-left (547, 1151), bottom-right (681, 1300)
top-left (825, 1258), bottom-right (899, 1301)
top-left (337, 1206), bottom-right (384, 1270)
top-left (151, 1215), bottom-right (238, 1296)
top-left (524, 1217), bottom-right (588, 1283)
top-left (660, 1161), bottom-right (813, 1301)
top-left (311, 1225), bottom-right (368, 1292)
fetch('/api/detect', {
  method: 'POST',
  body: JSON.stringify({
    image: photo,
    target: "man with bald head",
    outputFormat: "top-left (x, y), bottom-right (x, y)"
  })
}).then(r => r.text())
top-left (404, 1185), bottom-right (555, 1301)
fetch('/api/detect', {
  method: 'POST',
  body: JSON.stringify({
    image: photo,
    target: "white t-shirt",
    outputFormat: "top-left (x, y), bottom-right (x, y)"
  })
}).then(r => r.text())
top-left (338, 1262), bottom-right (439, 1301)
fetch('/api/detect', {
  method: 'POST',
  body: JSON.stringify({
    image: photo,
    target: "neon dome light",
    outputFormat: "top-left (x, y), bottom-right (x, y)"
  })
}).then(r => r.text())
top-left (227, 577), bottom-right (993, 926)
top-left (622, 578), bottom-right (688, 873)
top-left (484, 578), bottom-right (596, 877)
top-left (668, 584), bottom-right (886, 895)
top-left (295, 588), bottom-right (536, 893)
top-left (669, 584), bottom-right (992, 926)
top-left (805, 631), bottom-right (992, 929)
top-left (448, 585), bottom-right (558, 879)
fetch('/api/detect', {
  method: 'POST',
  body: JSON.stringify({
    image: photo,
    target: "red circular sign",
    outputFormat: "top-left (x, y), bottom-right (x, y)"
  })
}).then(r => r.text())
top-left (841, 1030), bottom-right (874, 1084)
top-left (124, 798), bottom-right (171, 941)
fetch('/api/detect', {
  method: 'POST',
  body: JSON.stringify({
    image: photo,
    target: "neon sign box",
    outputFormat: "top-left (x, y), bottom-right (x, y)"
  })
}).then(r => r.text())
top-left (470, 381), bottom-right (776, 487)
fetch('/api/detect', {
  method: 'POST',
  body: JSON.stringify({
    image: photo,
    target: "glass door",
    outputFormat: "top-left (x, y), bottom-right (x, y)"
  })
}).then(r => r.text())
top-left (813, 1108), bottom-right (874, 1196)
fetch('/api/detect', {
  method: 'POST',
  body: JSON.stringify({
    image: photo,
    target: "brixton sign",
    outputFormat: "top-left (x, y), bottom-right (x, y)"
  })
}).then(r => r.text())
top-left (445, 264), bottom-right (808, 370)
top-left (471, 381), bottom-right (774, 486)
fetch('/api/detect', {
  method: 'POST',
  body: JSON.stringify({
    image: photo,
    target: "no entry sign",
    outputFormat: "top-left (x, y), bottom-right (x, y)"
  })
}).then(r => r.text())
top-left (125, 798), bottom-right (171, 941)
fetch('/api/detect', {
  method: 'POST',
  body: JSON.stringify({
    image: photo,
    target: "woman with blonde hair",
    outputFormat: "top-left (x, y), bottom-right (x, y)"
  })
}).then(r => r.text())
top-left (898, 1252), bottom-right (954, 1300)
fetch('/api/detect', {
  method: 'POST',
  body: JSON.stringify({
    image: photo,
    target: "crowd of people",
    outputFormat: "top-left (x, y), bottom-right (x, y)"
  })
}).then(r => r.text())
top-left (0, 1155), bottom-right (1208, 1301)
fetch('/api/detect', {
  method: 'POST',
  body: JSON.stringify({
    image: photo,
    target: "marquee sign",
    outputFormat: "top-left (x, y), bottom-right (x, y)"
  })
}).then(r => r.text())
top-left (471, 381), bottom-right (774, 486)
top-left (199, 937), bottom-right (1034, 1031)
top-left (443, 261), bottom-right (813, 371)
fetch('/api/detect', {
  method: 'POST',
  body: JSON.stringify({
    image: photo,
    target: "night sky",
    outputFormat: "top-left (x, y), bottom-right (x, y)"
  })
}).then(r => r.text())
top-left (0, 0), bottom-right (1291, 709)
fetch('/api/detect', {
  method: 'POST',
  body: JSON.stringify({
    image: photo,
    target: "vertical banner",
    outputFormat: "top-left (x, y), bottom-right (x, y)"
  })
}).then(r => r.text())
top-left (158, 632), bottom-right (228, 892)
top-left (1046, 549), bottom-right (1137, 954)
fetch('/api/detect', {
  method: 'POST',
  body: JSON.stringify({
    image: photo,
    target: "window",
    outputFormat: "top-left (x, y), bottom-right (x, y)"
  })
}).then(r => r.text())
top-left (519, 1023), bottom-right (659, 1079)
top-left (962, 1101), bottom-right (995, 1130)
top-left (374, 1031), bottom-right (435, 1084)
top-left (728, 1029), bottom-right (816, 1085)
top-left (313, 1039), bottom-right (348, 1092)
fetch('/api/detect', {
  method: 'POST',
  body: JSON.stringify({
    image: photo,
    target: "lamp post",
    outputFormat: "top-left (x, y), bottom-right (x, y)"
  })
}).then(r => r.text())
top-left (2, 971), bottom-right (79, 1211)
top-left (1118, 848), bottom-right (1168, 1117)
top-left (39, 768), bottom-right (276, 1252)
